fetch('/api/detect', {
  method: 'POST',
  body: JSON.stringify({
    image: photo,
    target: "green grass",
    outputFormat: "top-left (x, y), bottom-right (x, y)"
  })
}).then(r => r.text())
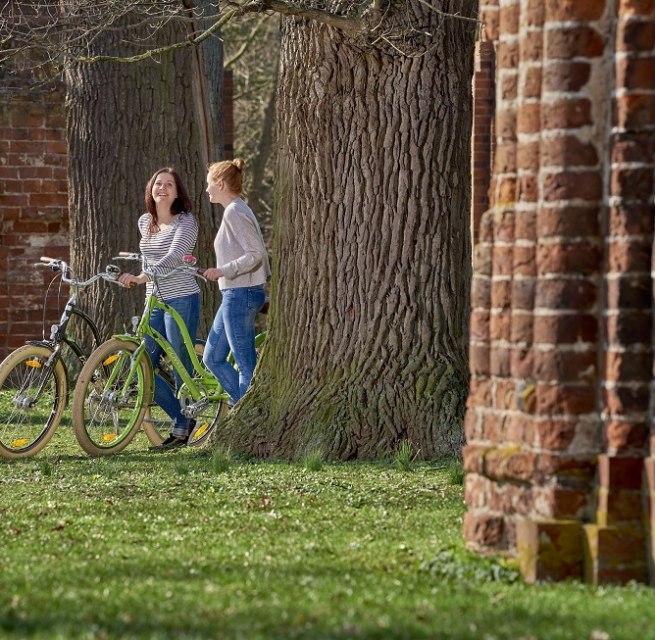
top-left (1, 428), bottom-right (654, 639)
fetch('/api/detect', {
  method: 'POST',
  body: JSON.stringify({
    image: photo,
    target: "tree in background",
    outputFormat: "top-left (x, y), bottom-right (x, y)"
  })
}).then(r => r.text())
top-left (223, 0), bottom-right (478, 460)
top-left (223, 14), bottom-right (281, 244)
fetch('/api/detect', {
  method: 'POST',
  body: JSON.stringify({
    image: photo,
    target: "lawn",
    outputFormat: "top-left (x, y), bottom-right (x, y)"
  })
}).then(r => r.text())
top-left (1, 427), bottom-right (654, 640)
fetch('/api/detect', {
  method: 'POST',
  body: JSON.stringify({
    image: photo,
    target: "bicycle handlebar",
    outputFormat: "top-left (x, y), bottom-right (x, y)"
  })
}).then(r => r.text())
top-left (36, 256), bottom-right (128, 288)
top-left (112, 252), bottom-right (207, 282)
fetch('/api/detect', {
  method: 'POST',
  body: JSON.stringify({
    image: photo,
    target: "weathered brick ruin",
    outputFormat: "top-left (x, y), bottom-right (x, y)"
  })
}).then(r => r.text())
top-left (465, 0), bottom-right (655, 585)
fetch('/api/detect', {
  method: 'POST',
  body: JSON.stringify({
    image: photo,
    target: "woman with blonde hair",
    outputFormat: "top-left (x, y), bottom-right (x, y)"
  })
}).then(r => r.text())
top-left (202, 158), bottom-right (270, 406)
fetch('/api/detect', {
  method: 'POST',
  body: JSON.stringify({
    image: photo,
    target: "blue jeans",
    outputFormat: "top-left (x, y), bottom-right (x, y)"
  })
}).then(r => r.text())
top-left (145, 292), bottom-right (200, 437)
top-left (203, 285), bottom-right (266, 406)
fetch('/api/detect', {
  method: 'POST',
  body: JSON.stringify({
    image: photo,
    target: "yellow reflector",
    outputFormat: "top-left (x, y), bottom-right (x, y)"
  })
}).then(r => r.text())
top-left (102, 433), bottom-right (117, 442)
top-left (194, 424), bottom-right (209, 438)
top-left (25, 360), bottom-right (42, 368)
top-left (11, 438), bottom-right (29, 447)
top-left (103, 355), bottom-right (119, 366)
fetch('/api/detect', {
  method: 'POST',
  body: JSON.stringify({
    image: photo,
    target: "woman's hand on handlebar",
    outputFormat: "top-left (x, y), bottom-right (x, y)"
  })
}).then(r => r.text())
top-left (202, 267), bottom-right (223, 282)
top-left (118, 273), bottom-right (148, 288)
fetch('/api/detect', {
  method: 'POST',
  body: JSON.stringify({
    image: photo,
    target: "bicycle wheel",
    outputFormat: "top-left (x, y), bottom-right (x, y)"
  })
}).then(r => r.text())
top-left (0, 344), bottom-right (67, 459)
top-left (142, 341), bottom-right (208, 446)
top-left (72, 339), bottom-right (152, 456)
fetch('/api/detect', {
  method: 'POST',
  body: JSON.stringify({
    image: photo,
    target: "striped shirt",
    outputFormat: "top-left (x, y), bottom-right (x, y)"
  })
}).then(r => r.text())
top-left (138, 211), bottom-right (200, 301)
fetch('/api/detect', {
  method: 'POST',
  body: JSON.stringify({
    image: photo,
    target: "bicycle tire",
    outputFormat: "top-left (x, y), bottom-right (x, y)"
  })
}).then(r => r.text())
top-left (72, 338), bottom-right (152, 456)
top-left (186, 331), bottom-right (268, 447)
top-left (142, 341), bottom-right (207, 446)
top-left (0, 344), bottom-right (67, 459)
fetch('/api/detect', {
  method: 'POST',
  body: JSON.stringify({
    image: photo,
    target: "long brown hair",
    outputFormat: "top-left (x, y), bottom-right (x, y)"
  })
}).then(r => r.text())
top-left (144, 167), bottom-right (193, 234)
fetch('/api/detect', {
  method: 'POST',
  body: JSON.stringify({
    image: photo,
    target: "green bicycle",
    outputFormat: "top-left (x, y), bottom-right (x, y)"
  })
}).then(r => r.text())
top-left (71, 253), bottom-right (266, 456)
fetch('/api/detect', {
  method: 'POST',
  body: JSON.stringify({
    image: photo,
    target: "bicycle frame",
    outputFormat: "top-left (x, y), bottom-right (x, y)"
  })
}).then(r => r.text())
top-left (108, 255), bottom-right (226, 411)
top-left (115, 297), bottom-right (223, 404)
top-left (25, 260), bottom-right (114, 403)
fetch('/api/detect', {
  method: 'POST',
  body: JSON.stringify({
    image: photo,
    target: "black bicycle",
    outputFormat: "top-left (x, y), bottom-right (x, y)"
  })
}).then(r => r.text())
top-left (0, 257), bottom-right (122, 459)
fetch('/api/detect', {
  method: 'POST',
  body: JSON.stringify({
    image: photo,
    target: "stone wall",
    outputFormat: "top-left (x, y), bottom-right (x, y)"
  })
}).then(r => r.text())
top-left (464, 0), bottom-right (655, 586)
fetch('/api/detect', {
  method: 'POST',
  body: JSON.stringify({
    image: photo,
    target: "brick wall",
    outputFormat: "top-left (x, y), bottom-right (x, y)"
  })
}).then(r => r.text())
top-left (0, 73), bottom-right (234, 360)
top-left (465, 0), bottom-right (655, 586)
top-left (0, 90), bottom-right (70, 355)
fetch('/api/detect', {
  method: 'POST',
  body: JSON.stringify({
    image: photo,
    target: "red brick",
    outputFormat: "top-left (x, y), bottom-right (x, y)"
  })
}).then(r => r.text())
top-left (534, 350), bottom-right (597, 383)
top-left (511, 278), bottom-right (535, 310)
top-left (510, 311), bottom-right (533, 344)
top-left (611, 131), bottom-right (655, 164)
top-left (499, 3), bottom-right (519, 35)
top-left (517, 103), bottom-right (541, 135)
top-left (544, 61), bottom-right (592, 92)
top-left (523, 67), bottom-right (542, 98)
top-left (605, 275), bottom-right (652, 310)
top-left (498, 40), bottom-right (519, 70)
top-left (496, 108), bottom-right (517, 140)
top-left (521, 34), bottom-right (543, 64)
top-left (512, 245), bottom-right (537, 276)
top-left (545, 0), bottom-right (605, 21)
top-left (607, 239), bottom-right (651, 272)
top-left (611, 166), bottom-right (654, 201)
top-left (501, 74), bottom-right (518, 101)
top-left (597, 455), bottom-right (645, 491)
top-left (497, 177), bottom-right (518, 205)
top-left (490, 346), bottom-right (511, 377)
top-left (470, 309), bottom-right (490, 341)
top-left (517, 519), bottom-right (584, 584)
top-left (490, 309), bottom-right (511, 341)
top-left (604, 384), bottom-right (650, 414)
top-left (537, 242), bottom-right (602, 276)
top-left (514, 211), bottom-right (537, 241)
top-left (518, 174), bottom-right (538, 203)
top-left (605, 310), bottom-right (651, 345)
top-left (468, 377), bottom-right (493, 408)
top-left (606, 420), bottom-right (649, 451)
top-left (543, 171), bottom-right (602, 202)
top-left (471, 274), bottom-right (491, 307)
top-left (474, 243), bottom-right (493, 276)
top-left (541, 134), bottom-right (599, 167)
top-left (537, 384), bottom-right (597, 415)
top-left (535, 278), bottom-right (597, 309)
top-left (614, 94), bottom-right (655, 129)
top-left (547, 486), bottom-right (591, 518)
top-left (546, 26), bottom-right (605, 59)
top-left (618, 0), bottom-right (655, 17)
top-left (537, 206), bottom-right (600, 237)
top-left (470, 344), bottom-right (490, 376)
top-left (584, 524), bottom-right (648, 585)
top-left (533, 419), bottom-right (578, 450)
top-left (534, 314), bottom-right (598, 345)
top-left (463, 511), bottom-right (506, 548)
top-left (542, 98), bottom-right (593, 130)
top-left (494, 209), bottom-right (515, 243)
top-left (492, 245), bottom-right (514, 276)
top-left (617, 57), bottom-right (655, 91)
top-left (618, 19), bottom-right (655, 52)
top-left (510, 347), bottom-right (533, 379)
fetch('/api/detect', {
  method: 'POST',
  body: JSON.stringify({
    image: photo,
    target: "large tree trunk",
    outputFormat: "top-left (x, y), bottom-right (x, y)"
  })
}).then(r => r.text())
top-left (216, 2), bottom-right (477, 460)
top-left (65, 2), bottom-right (223, 340)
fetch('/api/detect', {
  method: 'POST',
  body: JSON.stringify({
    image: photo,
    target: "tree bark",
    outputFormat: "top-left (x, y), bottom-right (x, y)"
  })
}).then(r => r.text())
top-left (215, 2), bottom-right (477, 460)
top-left (65, 2), bottom-right (223, 340)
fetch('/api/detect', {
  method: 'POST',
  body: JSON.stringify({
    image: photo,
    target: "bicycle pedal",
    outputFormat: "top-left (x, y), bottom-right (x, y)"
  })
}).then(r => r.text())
top-left (182, 398), bottom-right (208, 418)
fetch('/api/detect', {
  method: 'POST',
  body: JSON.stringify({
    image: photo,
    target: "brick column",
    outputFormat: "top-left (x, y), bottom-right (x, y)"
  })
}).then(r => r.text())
top-left (603, 0), bottom-right (655, 586)
top-left (466, 0), bottom-right (655, 585)
top-left (582, 0), bottom-right (655, 587)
